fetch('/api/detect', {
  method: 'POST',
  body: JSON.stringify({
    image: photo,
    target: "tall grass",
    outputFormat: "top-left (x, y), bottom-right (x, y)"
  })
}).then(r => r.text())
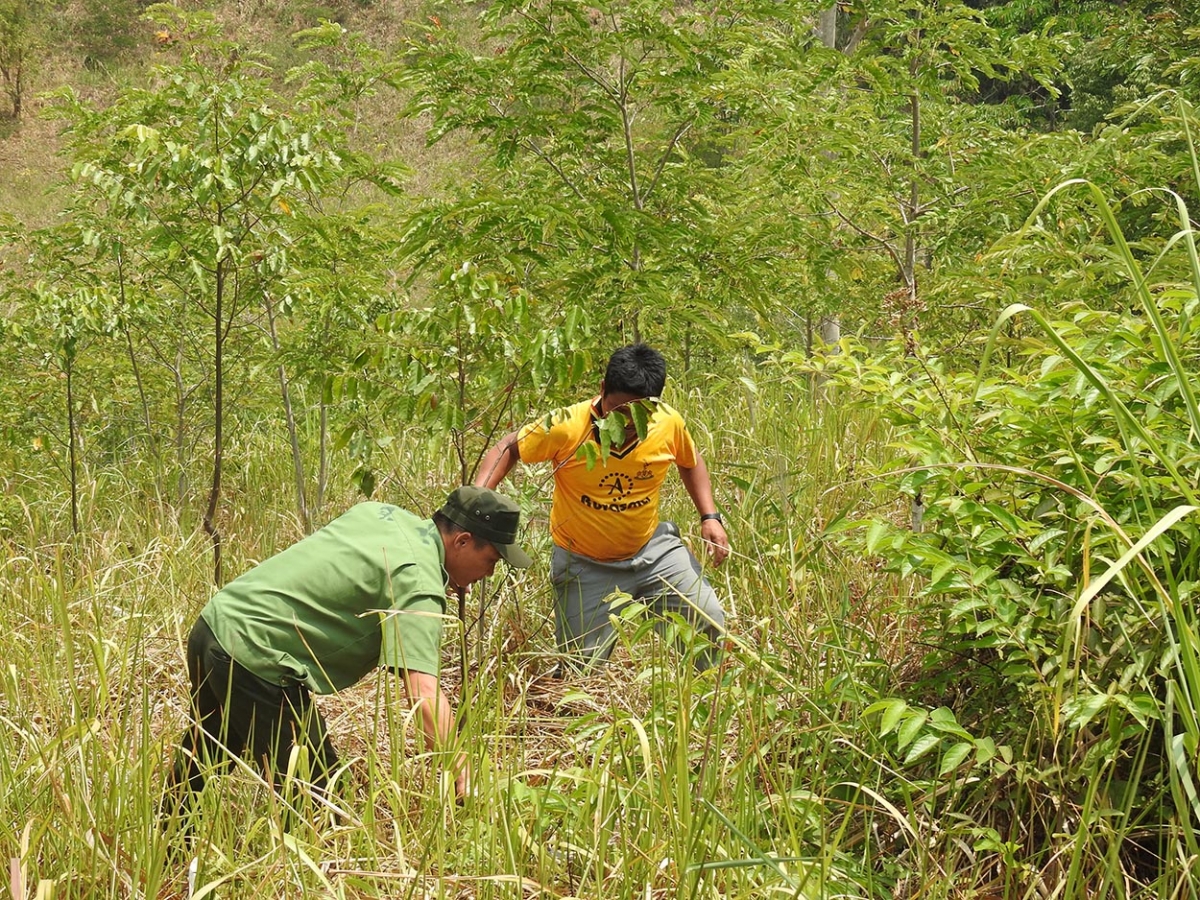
top-left (10, 312), bottom-right (1200, 895)
top-left (1, 376), bottom-right (931, 899)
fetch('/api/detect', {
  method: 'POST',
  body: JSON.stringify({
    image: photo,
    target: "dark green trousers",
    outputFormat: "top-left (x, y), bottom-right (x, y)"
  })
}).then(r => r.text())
top-left (168, 616), bottom-right (340, 804)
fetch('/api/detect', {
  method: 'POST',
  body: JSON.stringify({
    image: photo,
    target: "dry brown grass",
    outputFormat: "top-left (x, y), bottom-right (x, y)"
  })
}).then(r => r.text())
top-left (0, 0), bottom-right (481, 248)
top-left (0, 110), bottom-right (67, 230)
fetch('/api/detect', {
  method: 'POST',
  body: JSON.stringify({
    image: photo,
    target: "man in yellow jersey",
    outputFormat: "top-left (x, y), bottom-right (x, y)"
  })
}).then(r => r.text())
top-left (476, 344), bottom-right (729, 669)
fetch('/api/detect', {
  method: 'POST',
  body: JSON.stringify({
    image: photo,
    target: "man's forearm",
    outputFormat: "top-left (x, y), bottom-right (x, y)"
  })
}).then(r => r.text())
top-left (404, 670), bottom-right (455, 749)
top-left (403, 669), bottom-right (470, 797)
top-left (679, 452), bottom-right (731, 566)
top-left (475, 433), bottom-right (521, 488)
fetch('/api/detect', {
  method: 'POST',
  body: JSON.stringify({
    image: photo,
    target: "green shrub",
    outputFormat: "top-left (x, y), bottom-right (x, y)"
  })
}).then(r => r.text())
top-left (75, 0), bottom-right (146, 66)
top-left (800, 158), bottom-right (1200, 891)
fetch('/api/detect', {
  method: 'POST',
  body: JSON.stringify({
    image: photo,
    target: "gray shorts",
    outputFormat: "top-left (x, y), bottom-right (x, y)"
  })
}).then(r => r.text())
top-left (550, 522), bottom-right (726, 670)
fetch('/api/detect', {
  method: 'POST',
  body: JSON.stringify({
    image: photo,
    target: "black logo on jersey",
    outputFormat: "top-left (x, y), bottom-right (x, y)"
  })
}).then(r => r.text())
top-left (580, 494), bottom-right (652, 513)
top-left (581, 471), bottom-right (652, 512)
top-left (599, 472), bottom-right (632, 498)
top-left (634, 463), bottom-right (654, 481)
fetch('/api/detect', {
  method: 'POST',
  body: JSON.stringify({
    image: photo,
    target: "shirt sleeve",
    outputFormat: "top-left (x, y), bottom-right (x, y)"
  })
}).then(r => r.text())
top-left (517, 405), bottom-right (578, 464)
top-left (379, 594), bottom-right (444, 676)
top-left (671, 412), bottom-right (699, 469)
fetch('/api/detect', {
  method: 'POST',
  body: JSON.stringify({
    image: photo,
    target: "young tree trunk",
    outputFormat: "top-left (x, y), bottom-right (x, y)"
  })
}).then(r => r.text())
top-left (455, 348), bottom-right (468, 485)
top-left (906, 78), bottom-right (921, 298)
top-left (816, 5), bottom-right (836, 49)
top-left (65, 350), bottom-right (79, 535)
top-left (123, 327), bottom-right (153, 453)
top-left (629, 241), bottom-right (642, 343)
top-left (202, 261), bottom-right (225, 584)
top-left (818, 317), bottom-right (841, 347)
top-left (265, 291), bottom-right (310, 532)
top-left (173, 345), bottom-right (188, 508)
top-left (817, 4), bottom-right (841, 357)
top-left (317, 395), bottom-right (328, 512)
top-left (805, 4), bottom-right (842, 403)
top-left (621, 85), bottom-right (643, 345)
top-left (902, 57), bottom-right (924, 355)
top-left (1, 60), bottom-right (23, 119)
top-left (116, 246), bottom-right (161, 491)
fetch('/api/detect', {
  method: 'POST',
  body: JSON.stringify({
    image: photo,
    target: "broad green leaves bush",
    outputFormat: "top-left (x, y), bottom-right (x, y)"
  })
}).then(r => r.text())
top-left (790, 162), bottom-right (1200, 888)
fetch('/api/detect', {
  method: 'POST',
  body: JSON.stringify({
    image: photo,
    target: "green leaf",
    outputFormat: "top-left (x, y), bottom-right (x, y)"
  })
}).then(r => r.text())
top-left (950, 595), bottom-right (990, 617)
top-left (905, 733), bottom-right (942, 765)
top-left (575, 441), bottom-right (601, 471)
top-left (331, 424), bottom-right (357, 454)
top-left (629, 399), bottom-right (652, 441)
top-left (974, 737), bottom-right (998, 767)
top-left (938, 742), bottom-right (974, 777)
top-left (866, 699), bottom-right (908, 737)
top-left (596, 410), bottom-right (627, 461)
top-left (896, 710), bottom-right (928, 752)
top-left (984, 503), bottom-right (1021, 532)
top-left (865, 521), bottom-right (891, 555)
top-left (1062, 693), bottom-right (1109, 730)
top-left (352, 467), bottom-right (376, 499)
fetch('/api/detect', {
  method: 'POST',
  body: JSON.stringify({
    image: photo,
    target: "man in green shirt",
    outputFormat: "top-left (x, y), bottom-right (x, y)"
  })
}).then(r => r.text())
top-left (169, 486), bottom-right (530, 806)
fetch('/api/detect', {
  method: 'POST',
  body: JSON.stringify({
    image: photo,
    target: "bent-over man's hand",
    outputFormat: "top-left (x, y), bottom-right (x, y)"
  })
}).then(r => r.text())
top-left (453, 752), bottom-right (471, 801)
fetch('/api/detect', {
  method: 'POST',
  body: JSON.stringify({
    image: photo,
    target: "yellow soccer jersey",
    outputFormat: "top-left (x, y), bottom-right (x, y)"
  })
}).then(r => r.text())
top-left (517, 397), bottom-right (698, 560)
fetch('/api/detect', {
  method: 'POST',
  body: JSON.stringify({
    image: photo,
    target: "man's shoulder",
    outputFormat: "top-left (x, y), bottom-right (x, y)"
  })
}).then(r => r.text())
top-left (550, 398), bottom-right (594, 423)
top-left (334, 500), bottom-right (421, 521)
top-left (523, 398), bottom-right (593, 436)
top-left (655, 400), bottom-right (684, 418)
top-left (328, 503), bottom-right (443, 585)
top-left (320, 502), bottom-right (431, 545)
top-left (653, 401), bottom-right (688, 429)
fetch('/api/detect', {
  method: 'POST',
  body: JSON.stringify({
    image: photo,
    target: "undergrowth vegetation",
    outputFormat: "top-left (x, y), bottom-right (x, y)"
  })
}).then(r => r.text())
top-left (783, 148), bottom-right (1200, 893)
top-left (4, 3), bottom-right (1200, 899)
top-left (2, 380), bottom-right (925, 899)
top-left (9, 296), bottom-right (1200, 895)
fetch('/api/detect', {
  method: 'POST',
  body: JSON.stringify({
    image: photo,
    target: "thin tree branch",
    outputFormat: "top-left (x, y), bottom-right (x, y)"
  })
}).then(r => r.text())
top-left (642, 119), bottom-right (693, 204)
top-left (827, 198), bottom-right (910, 286)
top-left (520, 136), bottom-right (590, 202)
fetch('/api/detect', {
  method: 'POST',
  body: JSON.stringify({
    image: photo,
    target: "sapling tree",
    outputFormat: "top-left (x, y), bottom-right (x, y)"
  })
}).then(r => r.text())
top-left (397, 0), bottom-right (823, 347)
top-left (0, 0), bottom-right (39, 119)
top-left (42, 286), bottom-right (114, 535)
top-left (3, 275), bottom-right (118, 535)
top-left (338, 260), bottom-right (593, 497)
top-left (731, 0), bottom-right (1064, 344)
top-left (49, 4), bottom-right (354, 581)
top-left (275, 20), bottom-right (410, 520)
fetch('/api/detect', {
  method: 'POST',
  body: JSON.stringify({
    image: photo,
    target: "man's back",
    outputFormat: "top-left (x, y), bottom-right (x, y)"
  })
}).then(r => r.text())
top-left (200, 502), bottom-right (446, 692)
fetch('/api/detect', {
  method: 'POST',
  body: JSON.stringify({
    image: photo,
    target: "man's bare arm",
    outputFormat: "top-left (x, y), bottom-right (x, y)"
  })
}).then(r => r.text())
top-left (678, 452), bottom-right (730, 567)
top-left (475, 431), bottom-right (521, 489)
top-left (402, 670), bottom-right (469, 797)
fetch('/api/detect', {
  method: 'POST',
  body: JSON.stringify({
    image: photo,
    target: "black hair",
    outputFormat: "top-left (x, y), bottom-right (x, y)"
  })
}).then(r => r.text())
top-left (604, 343), bottom-right (666, 398)
top-left (433, 511), bottom-right (489, 548)
top-left (433, 510), bottom-right (460, 534)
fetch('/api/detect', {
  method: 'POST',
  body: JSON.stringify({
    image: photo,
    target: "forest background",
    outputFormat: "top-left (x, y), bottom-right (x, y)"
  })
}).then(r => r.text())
top-left (3, 0), bottom-right (1200, 897)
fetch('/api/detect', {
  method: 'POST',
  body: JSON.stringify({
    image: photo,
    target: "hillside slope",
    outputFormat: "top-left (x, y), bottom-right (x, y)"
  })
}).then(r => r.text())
top-left (0, 0), bottom-right (434, 230)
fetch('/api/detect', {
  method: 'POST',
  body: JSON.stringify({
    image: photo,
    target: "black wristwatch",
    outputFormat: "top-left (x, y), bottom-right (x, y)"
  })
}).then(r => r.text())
top-left (700, 512), bottom-right (723, 524)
